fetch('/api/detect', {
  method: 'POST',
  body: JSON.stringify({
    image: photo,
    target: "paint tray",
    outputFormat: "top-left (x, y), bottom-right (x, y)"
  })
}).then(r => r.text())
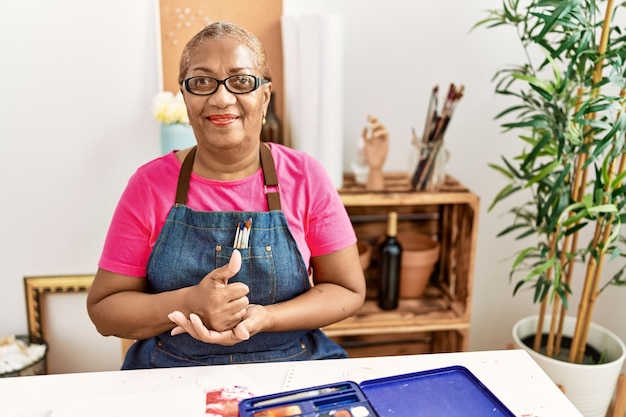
top-left (359, 365), bottom-right (516, 416)
top-left (238, 365), bottom-right (516, 417)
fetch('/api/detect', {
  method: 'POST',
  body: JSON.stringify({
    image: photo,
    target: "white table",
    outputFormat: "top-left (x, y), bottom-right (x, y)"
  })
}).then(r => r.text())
top-left (0, 349), bottom-right (582, 417)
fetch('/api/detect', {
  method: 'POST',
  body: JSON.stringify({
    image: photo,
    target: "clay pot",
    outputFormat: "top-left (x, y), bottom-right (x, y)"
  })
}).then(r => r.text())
top-left (357, 240), bottom-right (373, 271)
top-left (396, 232), bottom-right (439, 298)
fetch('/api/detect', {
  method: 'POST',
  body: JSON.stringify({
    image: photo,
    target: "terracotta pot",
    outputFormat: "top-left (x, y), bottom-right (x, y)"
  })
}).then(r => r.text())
top-left (396, 232), bottom-right (439, 298)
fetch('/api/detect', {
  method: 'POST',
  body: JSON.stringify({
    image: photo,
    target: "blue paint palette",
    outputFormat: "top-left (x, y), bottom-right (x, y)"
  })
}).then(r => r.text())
top-left (360, 365), bottom-right (516, 416)
top-left (238, 366), bottom-right (516, 417)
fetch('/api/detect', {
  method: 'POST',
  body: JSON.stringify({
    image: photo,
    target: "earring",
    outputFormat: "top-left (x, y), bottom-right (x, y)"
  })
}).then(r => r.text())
top-left (262, 114), bottom-right (267, 125)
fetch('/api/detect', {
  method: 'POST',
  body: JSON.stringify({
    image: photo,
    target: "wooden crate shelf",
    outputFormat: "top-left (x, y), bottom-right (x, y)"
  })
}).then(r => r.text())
top-left (322, 172), bottom-right (479, 356)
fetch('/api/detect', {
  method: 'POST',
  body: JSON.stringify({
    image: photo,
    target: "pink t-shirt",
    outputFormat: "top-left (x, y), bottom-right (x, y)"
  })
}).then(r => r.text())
top-left (98, 144), bottom-right (356, 277)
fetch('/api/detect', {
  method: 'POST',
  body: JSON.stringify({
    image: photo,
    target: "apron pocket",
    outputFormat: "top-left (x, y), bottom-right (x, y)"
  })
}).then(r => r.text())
top-left (215, 245), bottom-right (276, 304)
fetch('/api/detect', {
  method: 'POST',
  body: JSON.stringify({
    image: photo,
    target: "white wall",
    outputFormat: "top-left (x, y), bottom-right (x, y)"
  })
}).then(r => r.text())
top-left (0, 0), bottom-right (161, 372)
top-left (1, 0), bottom-right (624, 373)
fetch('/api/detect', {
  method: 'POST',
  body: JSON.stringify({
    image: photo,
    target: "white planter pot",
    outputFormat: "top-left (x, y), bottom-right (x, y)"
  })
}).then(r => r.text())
top-left (512, 315), bottom-right (626, 417)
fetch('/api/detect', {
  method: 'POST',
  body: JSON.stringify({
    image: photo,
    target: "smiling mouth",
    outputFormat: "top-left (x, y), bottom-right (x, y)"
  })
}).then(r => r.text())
top-left (207, 115), bottom-right (238, 125)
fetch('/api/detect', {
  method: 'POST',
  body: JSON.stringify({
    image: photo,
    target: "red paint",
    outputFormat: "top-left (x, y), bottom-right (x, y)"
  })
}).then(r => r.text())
top-left (205, 386), bottom-right (254, 417)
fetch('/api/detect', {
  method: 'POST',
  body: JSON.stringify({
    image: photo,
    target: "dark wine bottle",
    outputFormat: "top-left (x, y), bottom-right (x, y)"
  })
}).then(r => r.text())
top-left (377, 211), bottom-right (402, 310)
top-left (261, 92), bottom-right (283, 145)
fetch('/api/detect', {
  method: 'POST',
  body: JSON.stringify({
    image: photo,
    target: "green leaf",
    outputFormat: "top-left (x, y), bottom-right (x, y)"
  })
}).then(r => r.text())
top-left (496, 223), bottom-right (530, 238)
top-left (610, 268), bottom-right (626, 286)
top-left (564, 221), bottom-right (587, 236)
top-left (522, 131), bottom-right (555, 170)
top-left (513, 279), bottom-right (526, 296)
top-left (512, 73), bottom-right (554, 95)
top-left (608, 246), bottom-right (622, 263)
top-left (495, 105), bottom-right (529, 120)
top-left (538, 162), bottom-right (571, 226)
top-left (511, 247), bottom-right (537, 270)
top-left (607, 217), bottom-right (622, 249)
top-left (522, 258), bottom-right (556, 284)
top-left (470, 15), bottom-right (505, 31)
top-left (516, 227), bottom-right (540, 240)
top-left (534, 278), bottom-right (553, 304)
top-left (556, 286), bottom-right (569, 310)
top-left (502, 119), bottom-right (550, 130)
top-left (612, 171), bottom-right (626, 189)
top-left (501, 157), bottom-right (523, 179)
top-left (559, 201), bottom-right (587, 223)
top-left (587, 204), bottom-right (618, 214)
top-left (547, 190), bottom-right (571, 235)
top-left (534, 0), bottom-right (582, 40)
top-left (488, 183), bottom-right (522, 211)
top-left (526, 159), bottom-right (560, 188)
top-left (488, 163), bottom-right (514, 180)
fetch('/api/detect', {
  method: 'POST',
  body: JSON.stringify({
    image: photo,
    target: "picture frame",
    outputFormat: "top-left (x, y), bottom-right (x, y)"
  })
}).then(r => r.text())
top-left (23, 274), bottom-right (94, 344)
top-left (23, 274), bottom-right (134, 373)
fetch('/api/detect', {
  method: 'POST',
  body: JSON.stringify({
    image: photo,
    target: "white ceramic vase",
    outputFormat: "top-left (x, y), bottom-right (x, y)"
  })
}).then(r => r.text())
top-left (160, 123), bottom-right (195, 155)
top-left (512, 315), bottom-right (625, 417)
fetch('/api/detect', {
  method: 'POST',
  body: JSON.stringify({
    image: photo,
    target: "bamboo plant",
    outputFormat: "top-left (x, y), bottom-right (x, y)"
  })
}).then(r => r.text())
top-left (475, 0), bottom-right (626, 364)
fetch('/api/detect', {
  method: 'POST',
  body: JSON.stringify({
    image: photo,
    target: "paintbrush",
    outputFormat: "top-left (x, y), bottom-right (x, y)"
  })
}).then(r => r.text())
top-left (252, 385), bottom-right (351, 407)
top-left (421, 85), bottom-right (439, 143)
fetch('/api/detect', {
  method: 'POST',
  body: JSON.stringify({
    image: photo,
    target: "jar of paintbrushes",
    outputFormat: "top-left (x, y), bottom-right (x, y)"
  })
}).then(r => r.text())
top-left (410, 83), bottom-right (464, 191)
top-left (409, 140), bottom-right (449, 191)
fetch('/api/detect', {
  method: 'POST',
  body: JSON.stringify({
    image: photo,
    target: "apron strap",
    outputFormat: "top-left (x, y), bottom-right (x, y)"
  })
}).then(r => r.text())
top-left (260, 143), bottom-right (282, 211)
top-left (176, 146), bottom-right (196, 205)
top-left (175, 144), bottom-right (281, 211)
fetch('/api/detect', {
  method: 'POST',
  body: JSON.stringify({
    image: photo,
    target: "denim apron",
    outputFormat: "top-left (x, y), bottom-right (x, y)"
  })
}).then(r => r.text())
top-left (122, 144), bottom-right (347, 369)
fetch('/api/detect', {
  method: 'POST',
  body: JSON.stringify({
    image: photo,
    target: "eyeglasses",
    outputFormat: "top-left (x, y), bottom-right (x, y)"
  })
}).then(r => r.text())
top-left (182, 75), bottom-right (269, 96)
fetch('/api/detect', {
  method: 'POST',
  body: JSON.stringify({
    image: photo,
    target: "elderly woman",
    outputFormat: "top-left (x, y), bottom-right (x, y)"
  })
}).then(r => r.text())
top-left (87, 21), bottom-right (366, 369)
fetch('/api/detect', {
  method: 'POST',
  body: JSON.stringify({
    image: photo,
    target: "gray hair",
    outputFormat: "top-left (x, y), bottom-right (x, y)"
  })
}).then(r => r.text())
top-left (178, 21), bottom-right (272, 85)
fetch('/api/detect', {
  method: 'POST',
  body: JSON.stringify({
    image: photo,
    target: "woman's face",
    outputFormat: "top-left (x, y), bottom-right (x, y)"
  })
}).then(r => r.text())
top-left (182, 37), bottom-right (270, 151)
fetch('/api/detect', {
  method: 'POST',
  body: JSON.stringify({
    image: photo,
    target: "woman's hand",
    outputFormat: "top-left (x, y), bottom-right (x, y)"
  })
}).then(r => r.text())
top-left (169, 249), bottom-right (265, 345)
top-left (181, 250), bottom-right (250, 333)
top-left (168, 311), bottom-right (250, 345)
top-left (168, 304), bottom-right (268, 346)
